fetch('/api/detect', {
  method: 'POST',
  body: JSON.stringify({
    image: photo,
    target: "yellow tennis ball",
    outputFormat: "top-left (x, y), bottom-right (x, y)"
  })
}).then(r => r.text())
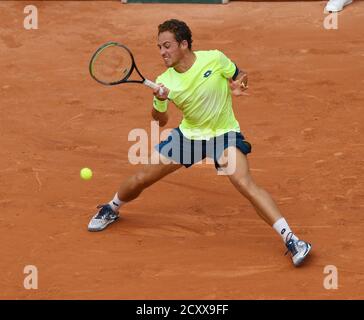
top-left (80, 167), bottom-right (93, 180)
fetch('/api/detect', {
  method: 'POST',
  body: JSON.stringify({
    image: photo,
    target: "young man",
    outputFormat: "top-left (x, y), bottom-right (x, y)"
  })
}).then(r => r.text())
top-left (88, 19), bottom-right (312, 267)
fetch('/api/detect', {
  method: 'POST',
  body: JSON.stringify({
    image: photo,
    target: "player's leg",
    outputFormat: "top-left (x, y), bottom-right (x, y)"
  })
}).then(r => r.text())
top-left (218, 146), bottom-right (311, 266)
top-left (219, 147), bottom-right (282, 225)
top-left (88, 126), bottom-right (192, 232)
top-left (88, 152), bottom-right (182, 232)
top-left (117, 154), bottom-right (183, 202)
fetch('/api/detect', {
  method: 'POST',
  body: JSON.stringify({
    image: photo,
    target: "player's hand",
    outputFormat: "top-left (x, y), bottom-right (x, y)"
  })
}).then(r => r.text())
top-left (153, 83), bottom-right (170, 101)
top-left (229, 73), bottom-right (249, 96)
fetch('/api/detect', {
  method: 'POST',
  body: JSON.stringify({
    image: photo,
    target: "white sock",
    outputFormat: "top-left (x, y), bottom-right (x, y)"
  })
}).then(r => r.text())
top-left (108, 193), bottom-right (124, 212)
top-left (273, 217), bottom-right (298, 243)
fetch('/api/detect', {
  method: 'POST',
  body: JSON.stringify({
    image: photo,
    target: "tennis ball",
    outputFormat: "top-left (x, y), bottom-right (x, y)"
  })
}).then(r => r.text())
top-left (80, 167), bottom-right (93, 180)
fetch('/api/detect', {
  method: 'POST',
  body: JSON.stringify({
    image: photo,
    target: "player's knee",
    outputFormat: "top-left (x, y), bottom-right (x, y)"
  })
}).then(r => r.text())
top-left (132, 172), bottom-right (149, 189)
top-left (217, 157), bottom-right (228, 168)
top-left (236, 176), bottom-right (256, 197)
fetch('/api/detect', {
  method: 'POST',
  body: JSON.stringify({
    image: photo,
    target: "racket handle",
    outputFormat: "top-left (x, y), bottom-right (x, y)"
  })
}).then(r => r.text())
top-left (144, 79), bottom-right (164, 95)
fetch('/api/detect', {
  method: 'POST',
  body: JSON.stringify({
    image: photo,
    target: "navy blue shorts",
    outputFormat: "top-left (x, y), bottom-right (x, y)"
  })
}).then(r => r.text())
top-left (155, 128), bottom-right (252, 169)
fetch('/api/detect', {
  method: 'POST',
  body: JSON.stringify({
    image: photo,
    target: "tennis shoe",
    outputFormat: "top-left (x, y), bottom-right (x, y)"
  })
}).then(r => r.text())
top-left (88, 204), bottom-right (119, 232)
top-left (325, 0), bottom-right (353, 12)
top-left (285, 233), bottom-right (312, 267)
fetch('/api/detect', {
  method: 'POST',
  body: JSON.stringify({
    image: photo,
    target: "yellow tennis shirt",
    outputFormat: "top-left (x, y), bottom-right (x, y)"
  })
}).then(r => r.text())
top-left (153, 50), bottom-right (240, 140)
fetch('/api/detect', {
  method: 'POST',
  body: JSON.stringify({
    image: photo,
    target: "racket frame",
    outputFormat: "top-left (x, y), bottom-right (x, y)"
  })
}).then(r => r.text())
top-left (89, 42), bottom-right (160, 92)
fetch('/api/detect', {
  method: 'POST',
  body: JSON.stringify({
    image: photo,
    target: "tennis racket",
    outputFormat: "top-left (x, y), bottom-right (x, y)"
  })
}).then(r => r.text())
top-left (89, 42), bottom-right (163, 94)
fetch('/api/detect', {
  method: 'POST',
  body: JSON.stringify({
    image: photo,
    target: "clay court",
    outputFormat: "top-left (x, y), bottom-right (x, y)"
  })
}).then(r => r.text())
top-left (1, 1), bottom-right (364, 299)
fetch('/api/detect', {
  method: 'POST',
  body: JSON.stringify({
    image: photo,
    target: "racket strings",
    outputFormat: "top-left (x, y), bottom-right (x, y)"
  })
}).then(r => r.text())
top-left (91, 45), bottom-right (132, 84)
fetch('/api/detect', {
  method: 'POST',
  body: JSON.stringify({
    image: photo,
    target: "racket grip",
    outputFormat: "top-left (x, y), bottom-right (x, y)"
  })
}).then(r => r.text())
top-left (144, 79), bottom-right (164, 95)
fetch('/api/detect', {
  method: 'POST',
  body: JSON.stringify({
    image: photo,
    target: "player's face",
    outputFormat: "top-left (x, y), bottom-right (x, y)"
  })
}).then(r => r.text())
top-left (157, 31), bottom-right (186, 68)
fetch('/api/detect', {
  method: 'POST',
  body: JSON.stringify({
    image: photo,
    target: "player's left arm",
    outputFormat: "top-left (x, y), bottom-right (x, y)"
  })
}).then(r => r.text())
top-left (217, 50), bottom-right (248, 97)
top-left (229, 67), bottom-right (248, 97)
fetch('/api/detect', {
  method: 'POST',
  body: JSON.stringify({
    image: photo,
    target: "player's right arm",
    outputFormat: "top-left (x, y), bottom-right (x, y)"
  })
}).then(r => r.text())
top-left (151, 108), bottom-right (168, 127)
top-left (152, 83), bottom-right (169, 127)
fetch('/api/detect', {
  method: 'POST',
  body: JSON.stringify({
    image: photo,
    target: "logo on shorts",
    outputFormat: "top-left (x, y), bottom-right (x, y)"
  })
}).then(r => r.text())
top-left (203, 70), bottom-right (212, 78)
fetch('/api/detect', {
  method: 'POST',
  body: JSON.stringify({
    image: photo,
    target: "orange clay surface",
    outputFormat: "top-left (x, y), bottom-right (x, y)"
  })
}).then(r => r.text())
top-left (1, 1), bottom-right (364, 299)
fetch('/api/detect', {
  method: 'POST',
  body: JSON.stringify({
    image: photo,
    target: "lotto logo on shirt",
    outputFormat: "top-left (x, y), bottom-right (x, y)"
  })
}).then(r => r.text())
top-left (203, 70), bottom-right (212, 78)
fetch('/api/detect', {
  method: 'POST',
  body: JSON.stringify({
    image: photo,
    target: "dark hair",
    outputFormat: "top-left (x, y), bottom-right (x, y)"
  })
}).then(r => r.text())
top-left (158, 19), bottom-right (193, 50)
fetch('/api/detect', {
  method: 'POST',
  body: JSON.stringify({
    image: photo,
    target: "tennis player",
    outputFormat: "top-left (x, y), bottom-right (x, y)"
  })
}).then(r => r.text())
top-left (88, 19), bottom-right (312, 267)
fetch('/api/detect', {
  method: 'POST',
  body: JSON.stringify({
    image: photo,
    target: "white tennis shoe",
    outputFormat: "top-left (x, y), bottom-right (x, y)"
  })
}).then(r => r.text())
top-left (325, 0), bottom-right (353, 12)
top-left (285, 233), bottom-right (312, 267)
top-left (88, 204), bottom-right (119, 232)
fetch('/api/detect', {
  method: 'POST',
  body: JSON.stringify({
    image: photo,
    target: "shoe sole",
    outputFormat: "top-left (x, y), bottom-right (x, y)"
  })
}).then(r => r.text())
top-left (88, 216), bottom-right (119, 232)
top-left (293, 243), bottom-right (312, 267)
